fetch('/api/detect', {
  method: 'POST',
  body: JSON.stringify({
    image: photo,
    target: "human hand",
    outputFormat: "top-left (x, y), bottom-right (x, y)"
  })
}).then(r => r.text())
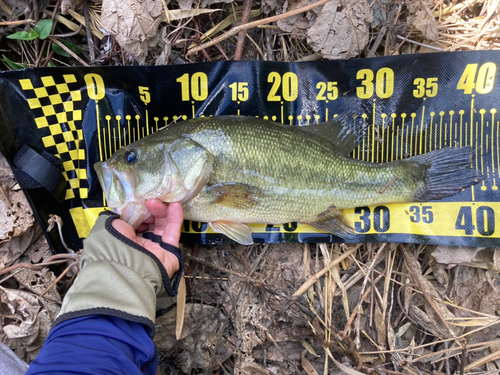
top-left (111, 200), bottom-right (183, 278)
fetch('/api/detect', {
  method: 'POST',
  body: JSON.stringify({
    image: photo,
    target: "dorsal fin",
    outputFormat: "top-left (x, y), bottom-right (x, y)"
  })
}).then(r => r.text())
top-left (297, 120), bottom-right (358, 156)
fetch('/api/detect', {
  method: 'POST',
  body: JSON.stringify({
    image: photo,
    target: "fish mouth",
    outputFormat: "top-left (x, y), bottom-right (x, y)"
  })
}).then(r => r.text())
top-left (94, 161), bottom-right (112, 196)
top-left (94, 161), bottom-right (135, 212)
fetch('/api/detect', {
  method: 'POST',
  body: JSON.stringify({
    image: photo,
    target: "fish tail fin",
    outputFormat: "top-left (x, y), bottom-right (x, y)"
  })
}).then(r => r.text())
top-left (411, 146), bottom-right (482, 201)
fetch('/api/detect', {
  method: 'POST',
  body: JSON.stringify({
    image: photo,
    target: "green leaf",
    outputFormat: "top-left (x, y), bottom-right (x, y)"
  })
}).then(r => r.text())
top-left (34, 19), bottom-right (53, 40)
top-left (7, 29), bottom-right (39, 41)
top-left (47, 61), bottom-right (55, 67)
top-left (52, 40), bottom-right (82, 57)
top-left (2, 55), bottom-right (27, 70)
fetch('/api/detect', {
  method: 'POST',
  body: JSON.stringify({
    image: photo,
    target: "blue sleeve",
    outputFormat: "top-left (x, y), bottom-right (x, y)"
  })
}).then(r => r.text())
top-left (26, 315), bottom-right (158, 375)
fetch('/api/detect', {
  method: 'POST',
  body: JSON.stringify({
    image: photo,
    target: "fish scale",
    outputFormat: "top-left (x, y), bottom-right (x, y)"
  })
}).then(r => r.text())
top-left (178, 117), bottom-right (420, 223)
top-left (95, 115), bottom-right (481, 244)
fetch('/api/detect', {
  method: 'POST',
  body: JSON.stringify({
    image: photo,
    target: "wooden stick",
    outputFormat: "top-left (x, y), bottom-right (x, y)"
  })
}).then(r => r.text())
top-left (0, 19), bottom-right (33, 26)
top-left (49, 37), bottom-right (89, 66)
top-left (292, 245), bottom-right (360, 297)
top-left (186, 0), bottom-right (333, 56)
top-left (234, 0), bottom-right (253, 60)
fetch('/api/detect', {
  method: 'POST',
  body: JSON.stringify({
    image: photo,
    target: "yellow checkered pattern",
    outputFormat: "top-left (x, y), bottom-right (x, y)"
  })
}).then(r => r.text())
top-left (19, 75), bottom-right (87, 200)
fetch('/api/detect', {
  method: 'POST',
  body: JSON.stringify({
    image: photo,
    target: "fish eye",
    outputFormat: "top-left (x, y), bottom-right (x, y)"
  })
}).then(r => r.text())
top-left (124, 149), bottom-right (137, 164)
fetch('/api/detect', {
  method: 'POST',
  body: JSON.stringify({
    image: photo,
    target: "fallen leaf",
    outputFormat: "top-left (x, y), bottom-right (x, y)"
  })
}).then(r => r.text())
top-left (452, 267), bottom-right (500, 345)
top-left (60, 0), bottom-right (77, 15)
top-left (155, 303), bottom-right (233, 372)
top-left (1, 288), bottom-right (40, 348)
top-left (431, 246), bottom-right (500, 271)
top-left (277, 0), bottom-right (318, 39)
top-left (405, 0), bottom-right (438, 40)
top-left (374, 302), bottom-right (386, 347)
top-left (164, 8), bottom-right (221, 22)
top-left (0, 287), bottom-right (59, 363)
top-left (370, 0), bottom-right (392, 28)
top-left (0, 0), bottom-right (27, 19)
top-left (0, 183), bottom-right (34, 241)
top-left (176, 0), bottom-right (193, 11)
top-left (262, 0), bottom-right (283, 14)
top-left (301, 339), bottom-right (318, 356)
top-left (0, 153), bottom-right (15, 185)
top-left (201, 0), bottom-right (233, 7)
top-left (301, 349), bottom-right (320, 375)
top-left (101, 0), bottom-right (164, 63)
top-left (154, 27), bottom-right (171, 65)
top-left (14, 268), bottom-right (61, 303)
top-left (306, 0), bottom-right (373, 59)
top-left (404, 249), bottom-right (461, 338)
top-left (450, 318), bottom-right (499, 327)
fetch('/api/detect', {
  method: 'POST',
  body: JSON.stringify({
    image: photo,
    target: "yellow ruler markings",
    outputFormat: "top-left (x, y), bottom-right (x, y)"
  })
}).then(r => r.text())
top-left (106, 115), bottom-right (112, 157)
top-left (169, 202), bottom-right (500, 238)
top-left (409, 113), bottom-right (415, 157)
top-left (480, 109), bottom-right (486, 190)
top-left (381, 113), bottom-right (387, 163)
top-left (399, 114), bottom-right (406, 160)
top-left (95, 103), bottom-right (103, 161)
top-left (470, 96), bottom-right (475, 149)
top-left (450, 111), bottom-right (458, 147)
top-left (491, 110), bottom-right (498, 190)
top-left (135, 115), bottom-right (141, 141)
top-left (439, 112), bottom-right (444, 149)
top-left (102, 128), bottom-right (108, 161)
top-left (434, 112), bottom-right (439, 150)
top-left (428, 112), bottom-right (435, 151)
top-left (401, 113), bottom-right (408, 159)
top-left (448, 111), bottom-right (453, 147)
top-left (117, 116), bottom-right (122, 149)
top-left (419, 107), bottom-right (425, 155)
top-left (391, 114), bottom-right (396, 161)
top-left (497, 118), bottom-right (500, 181)
top-left (490, 115), bottom-right (496, 184)
top-left (361, 114), bottom-right (367, 161)
top-left (127, 116), bottom-right (131, 145)
top-left (459, 110), bottom-right (464, 147)
top-left (371, 100), bottom-right (376, 163)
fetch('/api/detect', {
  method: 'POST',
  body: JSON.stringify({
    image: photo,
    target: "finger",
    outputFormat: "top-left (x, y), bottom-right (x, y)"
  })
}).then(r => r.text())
top-left (145, 199), bottom-right (168, 236)
top-left (161, 201), bottom-right (183, 247)
top-left (111, 218), bottom-right (137, 242)
top-left (136, 222), bottom-right (149, 233)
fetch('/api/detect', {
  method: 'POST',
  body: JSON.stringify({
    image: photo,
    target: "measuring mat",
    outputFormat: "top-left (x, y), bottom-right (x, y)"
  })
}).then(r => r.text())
top-left (0, 50), bottom-right (498, 252)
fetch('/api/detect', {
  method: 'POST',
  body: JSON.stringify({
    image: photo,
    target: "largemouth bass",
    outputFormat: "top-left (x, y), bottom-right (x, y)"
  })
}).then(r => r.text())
top-left (94, 116), bottom-right (481, 244)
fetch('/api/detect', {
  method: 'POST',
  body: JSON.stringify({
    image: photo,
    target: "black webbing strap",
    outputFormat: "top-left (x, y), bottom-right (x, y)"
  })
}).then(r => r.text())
top-left (142, 232), bottom-right (184, 297)
top-left (12, 145), bottom-right (66, 202)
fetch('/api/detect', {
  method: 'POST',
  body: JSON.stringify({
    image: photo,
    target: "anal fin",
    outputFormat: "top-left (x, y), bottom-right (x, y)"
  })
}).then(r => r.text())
top-left (210, 221), bottom-right (254, 245)
top-left (307, 209), bottom-right (356, 240)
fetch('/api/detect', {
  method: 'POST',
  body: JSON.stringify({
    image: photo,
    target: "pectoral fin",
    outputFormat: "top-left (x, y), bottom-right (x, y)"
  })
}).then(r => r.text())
top-left (210, 221), bottom-right (254, 245)
top-left (307, 209), bottom-right (356, 240)
top-left (206, 183), bottom-right (262, 209)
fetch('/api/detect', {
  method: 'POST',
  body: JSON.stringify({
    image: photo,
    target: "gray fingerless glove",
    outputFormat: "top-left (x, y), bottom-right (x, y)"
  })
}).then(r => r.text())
top-left (53, 211), bottom-right (183, 336)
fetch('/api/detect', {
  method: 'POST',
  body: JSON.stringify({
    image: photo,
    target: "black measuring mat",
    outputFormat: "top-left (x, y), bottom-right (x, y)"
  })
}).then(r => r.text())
top-left (0, 50), bottom-right (498, 252)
